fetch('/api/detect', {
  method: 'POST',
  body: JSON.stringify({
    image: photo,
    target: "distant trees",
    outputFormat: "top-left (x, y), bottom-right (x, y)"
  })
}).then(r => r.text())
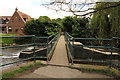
top-left (62, 16), bottom-right (89, 37)
top-left (62, 16), bottom-right (73, 34)
top-left (24, 16), bottom-right (60, 36)
top-left (24, 16), bottom-right (89, 38)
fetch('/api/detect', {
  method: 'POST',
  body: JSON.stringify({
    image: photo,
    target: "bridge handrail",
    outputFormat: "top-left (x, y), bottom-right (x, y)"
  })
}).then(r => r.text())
top-left (65, 32), bottom-right (120, 70)
top-left (0, 32), bottom-right (60, 67)
top-left (47, 32), bottom-right (60, 62)
top-left (65, 32), bottom-right (74, 64)
top-left (75, 38), bottom-right (112, 41)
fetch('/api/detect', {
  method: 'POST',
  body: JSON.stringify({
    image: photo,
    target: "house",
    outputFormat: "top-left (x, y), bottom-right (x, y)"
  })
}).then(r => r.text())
top-left (0, 16), bottom-right (11, 33)
top-left (7, 8), bottom-right (32, 35)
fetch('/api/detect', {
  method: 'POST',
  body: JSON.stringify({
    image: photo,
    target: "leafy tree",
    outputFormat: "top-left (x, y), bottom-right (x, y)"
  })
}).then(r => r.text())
top-left (62, 16), bottom-right (73, 34)
top-left (72, 17), bottom-right (89, 38)
top-left (62, 16), bottom-right (89, 37)
top-left (90, 2), bottom-right (120, 38)
top-left (24, 16), bottom-right (60, 36)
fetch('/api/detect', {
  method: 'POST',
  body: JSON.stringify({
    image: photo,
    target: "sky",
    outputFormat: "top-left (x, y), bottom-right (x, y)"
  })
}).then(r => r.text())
top-left (0, 0), bottom-right (73, 19)
top-left (1, 0), bottom-right (118, 19)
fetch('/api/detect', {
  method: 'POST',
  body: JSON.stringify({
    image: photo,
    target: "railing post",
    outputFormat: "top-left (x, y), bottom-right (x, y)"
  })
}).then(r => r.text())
top-left (47, 37), bottom-right (49, 64)
top-left (71, 37), bottom-right (74, 65)
top-left (109, 37), bottom-right (114, 68)
top-left (33, 35), bottom-right (36, 64)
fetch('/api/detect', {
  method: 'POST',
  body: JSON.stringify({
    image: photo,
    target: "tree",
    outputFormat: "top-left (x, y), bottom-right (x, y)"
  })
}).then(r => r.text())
top-left (90, 2), bottom-right (120, 38)
top-left (24, 16), bottom-right (60, 36)
top-left (24, 19), bottom-right (47, 36)
top-left (72, 17), bottom-right (89, 37)
top-left (62, 16), bottom-right (73, 34)
top-left (62, 16), bottom-right (89, 37)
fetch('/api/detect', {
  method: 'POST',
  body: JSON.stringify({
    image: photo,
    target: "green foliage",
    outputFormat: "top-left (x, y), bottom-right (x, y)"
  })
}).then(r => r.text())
top-left (68, 66), bottom-right (76, 69)
top-left (20, 64), bottom-right (33, 71)
top-left (2, 72), bottom-right (15, 79)
top-left (35, 62), bottom-right (44, 65)
top-left (1, 34), bottom-right (16, 44)
top-left (90, 2), bottom-right (120, 38)
top-left (14, 37), bottom-right (32, 44)
top-left (62, 16), bottom-right (73, 34)
top-left (24, 16), bottom-right (60, 36)
top-left (62, 16), bottom-right (89, 37)
top-left (2, 64), bottom-right (34, 79)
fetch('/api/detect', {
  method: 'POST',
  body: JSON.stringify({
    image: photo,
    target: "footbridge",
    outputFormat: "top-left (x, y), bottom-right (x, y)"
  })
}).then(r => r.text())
top-left (0, 32), bottom-right (120, 71)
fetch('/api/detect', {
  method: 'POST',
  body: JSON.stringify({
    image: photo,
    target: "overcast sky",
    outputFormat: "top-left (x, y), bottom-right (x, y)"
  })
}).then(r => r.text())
top-left (1, 0), bottom-right (118, 19)
top-left (0, 0), bottom-right (73, 19)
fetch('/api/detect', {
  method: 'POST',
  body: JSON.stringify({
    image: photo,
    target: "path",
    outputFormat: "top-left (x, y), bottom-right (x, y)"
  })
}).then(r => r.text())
top-left (18, 35), bottom-right (114, 79)
top-left (49, 35), bottom-right (69, 66)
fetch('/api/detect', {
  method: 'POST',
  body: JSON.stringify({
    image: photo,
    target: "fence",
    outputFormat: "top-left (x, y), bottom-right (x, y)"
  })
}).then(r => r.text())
top-left (0, 32), bottom-right (60, 69)
top-left (65, 32), bottom-right (120, 71)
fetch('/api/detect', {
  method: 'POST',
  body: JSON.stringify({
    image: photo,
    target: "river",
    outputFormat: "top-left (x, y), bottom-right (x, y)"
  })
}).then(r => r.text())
top-left (0, 46), bottom-right (34, 71)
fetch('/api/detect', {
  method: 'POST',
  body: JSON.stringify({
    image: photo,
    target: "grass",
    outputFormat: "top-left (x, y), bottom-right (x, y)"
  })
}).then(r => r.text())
top-left (68, 66), bottom-right (120, 79)
top-left (0, 34), bottom-right (16, 37)
top-left (2, 62), bottom-right (43, 80)
top-left (68, 66), bottom-right (76, 69)
top-left (0, 34), bottom-right (16, 44)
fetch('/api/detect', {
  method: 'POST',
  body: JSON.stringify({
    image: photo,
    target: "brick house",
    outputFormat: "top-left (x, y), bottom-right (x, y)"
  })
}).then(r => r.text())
top-left (0, 16), bottom-right (11, 33)
top-left (7, 8), bottom-right (32, 35)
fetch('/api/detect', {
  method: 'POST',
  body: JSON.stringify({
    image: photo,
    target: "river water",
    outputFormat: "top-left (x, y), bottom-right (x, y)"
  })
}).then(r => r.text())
top-left (0, 46), bottom-right (34, 71)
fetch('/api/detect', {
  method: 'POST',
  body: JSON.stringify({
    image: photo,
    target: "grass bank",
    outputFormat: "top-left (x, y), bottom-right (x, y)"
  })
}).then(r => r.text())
top-left (68, 65), bottom-right (120, 80)
top-left (2, 61), bottom-right (45, 80)
top-left (0, 34), bottom-right (16, 44)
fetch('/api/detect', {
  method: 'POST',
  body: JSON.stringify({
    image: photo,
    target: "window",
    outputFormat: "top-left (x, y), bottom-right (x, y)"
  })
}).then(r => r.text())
top-left (21, 28), bottom-right (23, 30)
top-left (8, 27), bottom-right (12, 32)
top-left (2, 28), bottom-right (4, 31)
top-left (19, 19), bottom-right (20, 22)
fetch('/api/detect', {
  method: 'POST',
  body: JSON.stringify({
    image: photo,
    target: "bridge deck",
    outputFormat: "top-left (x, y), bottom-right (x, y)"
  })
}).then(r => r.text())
top-left (49, 35), bottom-right (69, 66)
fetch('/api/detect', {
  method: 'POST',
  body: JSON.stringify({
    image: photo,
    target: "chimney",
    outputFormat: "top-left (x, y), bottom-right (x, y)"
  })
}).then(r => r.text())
top-left (15, 7), bottom-right (18, 11)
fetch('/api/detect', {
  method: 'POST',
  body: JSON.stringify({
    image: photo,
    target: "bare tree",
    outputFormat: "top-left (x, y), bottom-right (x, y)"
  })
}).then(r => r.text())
top-left (41, 0), bottom-right (120, 17)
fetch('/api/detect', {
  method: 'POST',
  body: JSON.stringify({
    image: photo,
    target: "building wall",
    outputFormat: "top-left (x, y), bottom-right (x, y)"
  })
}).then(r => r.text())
top-left (0, 16), bottom-right (11, 33)
top-left (7, 11), bottom-right (25, 35)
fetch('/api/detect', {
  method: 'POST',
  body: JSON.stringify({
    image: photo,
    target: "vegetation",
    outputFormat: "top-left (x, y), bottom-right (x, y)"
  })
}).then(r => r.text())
top-left (90, 2), bottom-right (120, 38)
top-left (68, 66), bottom-right (120, 79)
top-left (2, 62), bottom-right (43, 79)
top-left (0, 34), bottom-right (16, 44)
top-left (24, 16), bottom-right (60, 36)
top-left (62, 16), bottom-right (89, 37)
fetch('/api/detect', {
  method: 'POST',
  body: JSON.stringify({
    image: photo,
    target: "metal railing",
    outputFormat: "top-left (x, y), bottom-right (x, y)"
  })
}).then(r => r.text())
top-left (47, 32), bottom-right (60, 62)
top-left (65, 32), bottom-right (120, 70)
top-left (0, 32), bottom-right (60, 68)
